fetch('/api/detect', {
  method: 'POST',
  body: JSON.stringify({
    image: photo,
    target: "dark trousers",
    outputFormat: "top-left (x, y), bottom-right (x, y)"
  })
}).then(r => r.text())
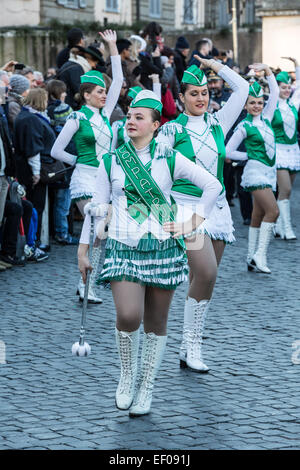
top-left (26, 182), bottom-right (47, 242)
top-left (235, 166), bottom-right (253, 221)
top-left (223, 162), bottom-right (236, 202)
top-left (1, 199), bottom-right (33, 256)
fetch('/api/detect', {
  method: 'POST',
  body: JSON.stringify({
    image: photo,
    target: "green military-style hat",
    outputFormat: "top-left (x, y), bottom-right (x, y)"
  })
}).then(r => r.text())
top-left (276, 71), bottom-right (291, 84)
top-left (181, 65), bottom-right (207, 87)
top-left (80, 70), bottom-right (106, 88)
top-left (130, 90), bottom-right (163, 114)
top-left (128, 86), bottom-right (143, 100)
top-left (249, 81), bottom-right (264, 98)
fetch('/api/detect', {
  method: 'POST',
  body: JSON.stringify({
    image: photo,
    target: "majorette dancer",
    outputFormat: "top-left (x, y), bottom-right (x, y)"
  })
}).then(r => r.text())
top-left (78, 90), bottom-right (221, 416)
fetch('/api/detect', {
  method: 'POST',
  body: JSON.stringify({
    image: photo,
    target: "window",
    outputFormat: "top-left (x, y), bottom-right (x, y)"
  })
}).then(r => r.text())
top-left (183, 0), bottom-right (194, 24)
top-left (245, 0), bottom-right (255, 24)
top-left (218, 0), bottom-right (229, 27)
top-left (56, 0), bottom-right (86, 8)
top-left (150, 0), bottom-right (161, 18)
top-left (106, 0), bottom-right (119, 12)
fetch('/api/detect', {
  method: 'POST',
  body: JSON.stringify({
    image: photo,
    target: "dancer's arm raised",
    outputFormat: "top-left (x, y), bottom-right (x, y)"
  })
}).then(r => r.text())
top-left (100, 30), bottom-right (124, 119)
top-left (282, 57), bottom-right (300, 110)
top-left (247, 63), bottom-right (279, 121)
top-left (194, 55), bottom-right (249, 136)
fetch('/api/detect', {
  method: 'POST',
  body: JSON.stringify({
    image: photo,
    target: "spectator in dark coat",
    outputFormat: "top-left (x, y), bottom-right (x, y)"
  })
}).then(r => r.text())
top-left (14, 88), bottom-right (56, 245)
top-left (174, 36), bottom-right (190, 82)
top-left (57, 47), bottom-right (91, 110)
top-left (138, 46), bottom-right (163, 90)
top-left (56, 28), bottom-right (85, 69)
top-left (188, 39), bottom-right (211, 67)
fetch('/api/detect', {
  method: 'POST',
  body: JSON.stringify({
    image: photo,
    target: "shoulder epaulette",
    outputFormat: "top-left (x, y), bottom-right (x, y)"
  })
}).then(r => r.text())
top-left (67, 111), bottom-right (87, 121)
top-left (154, 141), bottom-right (176, 160)
top-left (159, 122), bottom-right (184, 136)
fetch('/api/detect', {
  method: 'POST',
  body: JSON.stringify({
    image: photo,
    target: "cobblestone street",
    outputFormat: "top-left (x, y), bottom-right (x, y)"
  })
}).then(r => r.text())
top-left (1, 181), bottom-right (300, 450)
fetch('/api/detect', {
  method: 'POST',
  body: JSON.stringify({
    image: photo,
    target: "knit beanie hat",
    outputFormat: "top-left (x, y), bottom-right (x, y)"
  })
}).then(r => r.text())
top-left (10, 74), bottom-right (30, 95)
top-left (176, 36), bottom-right (190, 50)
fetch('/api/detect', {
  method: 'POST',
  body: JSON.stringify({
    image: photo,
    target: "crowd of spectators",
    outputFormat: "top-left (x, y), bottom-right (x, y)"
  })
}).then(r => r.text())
top-left (0, 21), bottom-right (297, 272)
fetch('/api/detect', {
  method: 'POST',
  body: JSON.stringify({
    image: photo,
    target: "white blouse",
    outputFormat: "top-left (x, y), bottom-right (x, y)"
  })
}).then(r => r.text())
top-left (51, 55), bottom-right (123, 166)
top-left (80, 142), bottom-right (222, 247)
top-left (225, 74), bottom-right (279, 161)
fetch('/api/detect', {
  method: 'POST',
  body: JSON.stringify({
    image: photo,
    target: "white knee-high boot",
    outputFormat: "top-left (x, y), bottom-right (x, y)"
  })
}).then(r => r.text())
top-left (278, 199), bottom-right (297, 240)
top-left (180, 297), bottom-right (210, 373)
top-left (115, 328), bottom-right (140, 410)
top-left (77, 245), bottom-right (103, 303)
top-left (179, 298), bottom-right (189, 364)
top-left (274, 203), bottom-right (284, 239)
top-left (129, 332), bottom-right (167, 416)
top-left (247, 227), bottom-right (260, 271)
top-left (252, 221), bottom-right (274, 273)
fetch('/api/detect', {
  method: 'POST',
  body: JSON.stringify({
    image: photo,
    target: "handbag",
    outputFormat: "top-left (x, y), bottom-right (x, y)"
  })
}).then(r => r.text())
top-left (40, 156), bottom-right (66, 184)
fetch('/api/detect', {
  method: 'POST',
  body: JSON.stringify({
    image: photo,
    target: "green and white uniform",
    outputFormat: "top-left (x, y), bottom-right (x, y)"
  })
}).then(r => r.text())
top-left (68, 105), bottom-right (113, 201)
top-left (226, 74), bottom-right (278, 192)
top-left (272, 67), bottom-right (300, 172)
top-left (51, 56), bottom-right (123, 201)
top-left (79, 139), bottom-right (221, 289)
top-left (158, 65), bottom-right (249, 243)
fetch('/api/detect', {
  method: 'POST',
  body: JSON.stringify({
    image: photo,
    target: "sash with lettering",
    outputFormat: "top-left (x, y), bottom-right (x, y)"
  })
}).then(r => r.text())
top-left (115, 140), bottom-right (185, 250)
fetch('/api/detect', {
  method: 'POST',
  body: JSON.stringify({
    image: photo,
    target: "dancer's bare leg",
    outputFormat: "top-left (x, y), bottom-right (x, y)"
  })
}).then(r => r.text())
top-left (277, 169), bottom-right (292, 200)
top-left (212, 240), bottom-right (226, 266)
top-left (186, 234), bottom-right (218, 302)
top-left (111, 281), bottom-right (145, 332)
top-left (252, 188), bottom-right (279, 223)
top-left (144, 287), bottom-right (175, 335)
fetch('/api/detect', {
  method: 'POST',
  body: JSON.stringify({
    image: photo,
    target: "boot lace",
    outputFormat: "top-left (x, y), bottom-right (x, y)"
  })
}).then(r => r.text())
top-left (118, 332), bottom-right (135, 394)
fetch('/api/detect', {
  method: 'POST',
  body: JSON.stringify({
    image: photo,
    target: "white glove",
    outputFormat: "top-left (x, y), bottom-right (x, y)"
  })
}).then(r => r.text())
top-left (96, 220), bottom-right (108, 240)
top-left (84, 202), bottom-right (109, 217)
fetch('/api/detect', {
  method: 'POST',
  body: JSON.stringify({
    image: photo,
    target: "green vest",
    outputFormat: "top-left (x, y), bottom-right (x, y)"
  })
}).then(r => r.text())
top-left (72, 105), bottom-right (113, 167)
top-left (271, 100), bottom-right (298, 145)
top-left (161, 113), bottom-right (225, 198)
top-left (242, 114), bottom-right (276, 167)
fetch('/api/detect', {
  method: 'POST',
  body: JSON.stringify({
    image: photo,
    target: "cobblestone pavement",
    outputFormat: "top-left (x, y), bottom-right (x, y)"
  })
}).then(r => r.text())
top-left (1, 180), bottom-right (300, 451)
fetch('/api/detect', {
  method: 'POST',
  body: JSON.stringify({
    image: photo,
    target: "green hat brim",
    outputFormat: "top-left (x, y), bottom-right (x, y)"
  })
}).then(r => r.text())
top-left (80, 73), bottom-right (106, 88)
top-left (276, 71), bottom-right (291, 84)
top-left (181, 65), bottom-right (207, 87)
top-left (130, 98), bottom-right (162, 114)
top-left (128, 86), bottom-right (143, 99)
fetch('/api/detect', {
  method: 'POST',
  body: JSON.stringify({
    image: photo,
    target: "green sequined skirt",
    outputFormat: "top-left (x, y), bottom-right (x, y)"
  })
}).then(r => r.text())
top-left (97, 235), bottom-right (188, 290)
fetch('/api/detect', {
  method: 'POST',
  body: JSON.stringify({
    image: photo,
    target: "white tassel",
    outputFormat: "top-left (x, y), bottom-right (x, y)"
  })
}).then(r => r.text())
top-left (160, 122), bottom-right (183, 136)
top-left (154, 142), bottom-right (175, 160)
top-left (67, 111), bottom-right (88, 121)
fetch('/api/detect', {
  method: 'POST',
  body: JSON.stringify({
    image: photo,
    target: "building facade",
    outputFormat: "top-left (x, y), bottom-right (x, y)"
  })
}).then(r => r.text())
top-left (1, 1), bottom-right (260, 31)
top-left (257, 0), bottom-right (300, 69)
